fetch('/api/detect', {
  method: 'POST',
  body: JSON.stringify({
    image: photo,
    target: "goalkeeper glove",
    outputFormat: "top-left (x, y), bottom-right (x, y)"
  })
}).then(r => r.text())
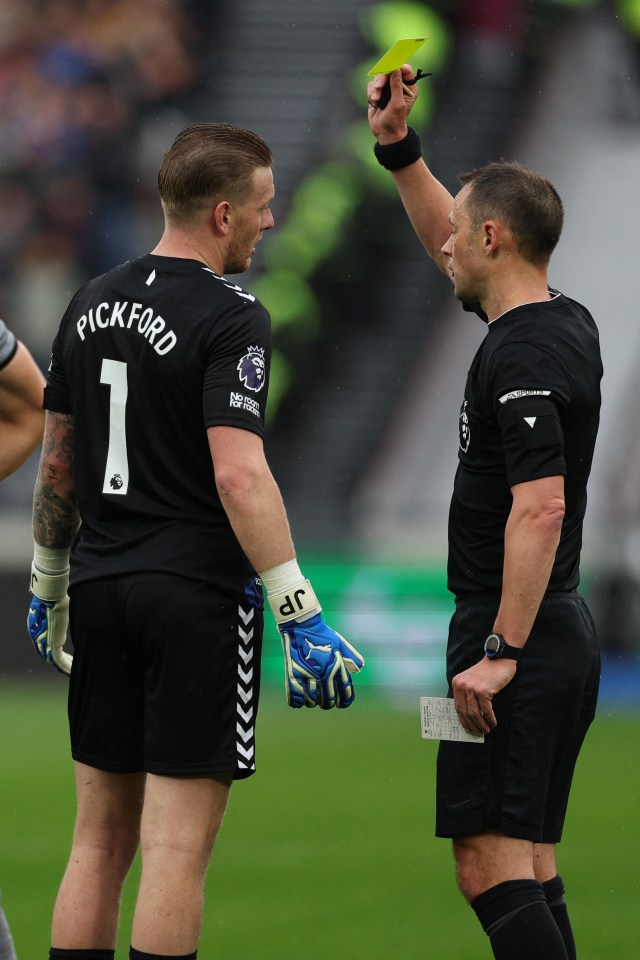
top-left (263, 567), bottom-right (365, 709)
top-left (28, 545), bottom-right (72, 676)
top-left (280, 612), bottom-right (365, 710)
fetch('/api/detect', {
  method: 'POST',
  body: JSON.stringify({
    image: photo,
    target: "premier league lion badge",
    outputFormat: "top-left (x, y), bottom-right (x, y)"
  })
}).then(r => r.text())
top-left (237, 346), bottom-right (265, 393)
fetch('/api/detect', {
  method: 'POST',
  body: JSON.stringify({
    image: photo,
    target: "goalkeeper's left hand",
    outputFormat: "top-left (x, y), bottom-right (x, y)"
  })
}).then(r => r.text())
top-left (28, 556), bottom-right (72, 676)
top-left (279, 612), bottom-right (365, 710)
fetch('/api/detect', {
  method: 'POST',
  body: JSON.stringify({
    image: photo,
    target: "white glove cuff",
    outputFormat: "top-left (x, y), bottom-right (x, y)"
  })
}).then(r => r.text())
top-left (259, 559), bottom-right (304, 595)
top-left (30, 562), bottom-right (69, 602)
top-left (266, 579), bottom-right (322, 625)
top-left (33, 542), bottom-right (70, 575)
top-left (31, 543), bottom-right (70, 602)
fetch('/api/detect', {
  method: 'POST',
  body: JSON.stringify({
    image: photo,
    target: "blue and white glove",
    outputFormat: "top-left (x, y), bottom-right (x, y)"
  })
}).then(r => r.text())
top-left (279, 612), bottom-right (365, 709)
top-left (28, 546), bottom-right (72, 676)
top-left (265, 572), bottom-right (365, 709)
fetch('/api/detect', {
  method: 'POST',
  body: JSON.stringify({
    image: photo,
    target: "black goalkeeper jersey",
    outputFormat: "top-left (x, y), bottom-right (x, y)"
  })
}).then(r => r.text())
top-left (44, 254), bottom-right (272, 593)
top-left (448, 291), bottom-right (602, 601)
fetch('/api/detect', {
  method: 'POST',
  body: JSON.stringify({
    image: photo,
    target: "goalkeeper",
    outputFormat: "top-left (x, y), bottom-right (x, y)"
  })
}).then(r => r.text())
top-left (27, 123), bottom-right (364, 960)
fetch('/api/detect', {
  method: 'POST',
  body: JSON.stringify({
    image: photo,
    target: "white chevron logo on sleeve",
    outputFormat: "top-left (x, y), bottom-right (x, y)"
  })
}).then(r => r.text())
top-left (239, 607), bottom-right (254, 625)
top-left (238, 685), bottom-right (253, 704)
top-left (524, 417), bottom-right (537, 428)
top-left (239, 626), bottom-right (254, 644)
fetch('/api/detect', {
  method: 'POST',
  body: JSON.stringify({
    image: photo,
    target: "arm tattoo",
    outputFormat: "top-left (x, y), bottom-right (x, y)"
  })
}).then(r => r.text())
top-left (33, 412), bottom-right (80, 548)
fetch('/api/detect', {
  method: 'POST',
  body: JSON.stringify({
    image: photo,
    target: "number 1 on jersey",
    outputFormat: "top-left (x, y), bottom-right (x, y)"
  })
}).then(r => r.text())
top-left (101, 358), bottom-right (129, 495)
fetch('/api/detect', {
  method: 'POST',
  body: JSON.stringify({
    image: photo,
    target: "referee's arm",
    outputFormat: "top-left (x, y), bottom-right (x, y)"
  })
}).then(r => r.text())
top-left (367, 67), bottom-right (453, 272)
top-left (492, 474), bottom-right (566, 648)
top-left (388, 158), bottom-right (454, 274)
top-left (452, 474), bottom-right (565, 736)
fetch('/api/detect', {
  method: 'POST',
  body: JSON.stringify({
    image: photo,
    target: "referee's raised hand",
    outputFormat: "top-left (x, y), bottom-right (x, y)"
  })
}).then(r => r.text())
top-left (367, 65), bottom-right (419, 141)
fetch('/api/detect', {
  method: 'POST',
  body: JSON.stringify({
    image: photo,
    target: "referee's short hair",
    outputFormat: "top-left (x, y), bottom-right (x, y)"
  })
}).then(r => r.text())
top-left (458, 161), bottom-right (564, 266)
top-left (158, 123), bottom-right (273, 224)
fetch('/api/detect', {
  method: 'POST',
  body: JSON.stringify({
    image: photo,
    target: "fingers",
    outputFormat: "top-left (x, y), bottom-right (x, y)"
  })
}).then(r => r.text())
top-left (51, 648), bottom-right (73, 676)
top-left (285, 668), bottom-right (318, 709)
top-left (55, 651), bottom-right (73, 675)
top-left (339, 636), bottom-right (365, 673)
top-left (367, 70), bottom-right (397, 109)
top-left (318, 656), bottom-right (355, 710)
top-left (453, 686), bottom-right (496, 736)
top-left (367, 65), bottom-right (419, 110)
top-left (280, 623), bottom-right (361, 710)
top-left (28, 601), bottom-right (50, 660)
top-left (282, 633), bottom-right (320, 708)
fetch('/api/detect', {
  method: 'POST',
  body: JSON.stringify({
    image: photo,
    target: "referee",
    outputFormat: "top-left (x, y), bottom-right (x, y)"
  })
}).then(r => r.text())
top-left (27, 124), bottom-right (363, 960)
top-left (368, 70), bottom-right (601, 959)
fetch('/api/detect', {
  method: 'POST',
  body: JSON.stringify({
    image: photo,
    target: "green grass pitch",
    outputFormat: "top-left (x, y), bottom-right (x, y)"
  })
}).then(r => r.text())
top-left (2, 681), bottom-right (638, 959)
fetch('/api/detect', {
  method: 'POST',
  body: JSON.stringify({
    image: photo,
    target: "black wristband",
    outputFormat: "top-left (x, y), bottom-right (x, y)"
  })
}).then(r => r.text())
top-left (373, 127), bottom-right (422, 171)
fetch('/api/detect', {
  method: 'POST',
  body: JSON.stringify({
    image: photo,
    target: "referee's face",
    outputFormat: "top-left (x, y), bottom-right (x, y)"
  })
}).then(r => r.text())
top-left (224, 166), bottom-right (275, 274)
top-left (442, 185), bottom-right (485, 303)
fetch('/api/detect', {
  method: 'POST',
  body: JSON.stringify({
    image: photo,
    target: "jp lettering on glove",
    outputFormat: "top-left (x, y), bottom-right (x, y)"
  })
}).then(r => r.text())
top-left (28, 543), bottom-right (72, 676)
top-left (261, 561), bottom-right (365, 710)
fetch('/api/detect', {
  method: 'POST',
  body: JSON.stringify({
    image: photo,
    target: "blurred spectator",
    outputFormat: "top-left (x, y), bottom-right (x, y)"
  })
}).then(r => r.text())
top-left (0, 0), bottom-right (220, 502)
top-left (0, 0), bottom-right (218, 507)
top-left (0, 0), bottom-right (209, 347)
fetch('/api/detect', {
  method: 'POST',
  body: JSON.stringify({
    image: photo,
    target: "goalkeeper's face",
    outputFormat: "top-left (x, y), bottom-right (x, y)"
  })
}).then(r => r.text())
top-left (224, 166), bottom-right (275, 274)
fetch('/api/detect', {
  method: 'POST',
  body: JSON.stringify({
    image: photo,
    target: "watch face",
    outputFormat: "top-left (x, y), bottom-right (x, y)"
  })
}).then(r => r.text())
top-left (484, 634), bottom-right (503, 658)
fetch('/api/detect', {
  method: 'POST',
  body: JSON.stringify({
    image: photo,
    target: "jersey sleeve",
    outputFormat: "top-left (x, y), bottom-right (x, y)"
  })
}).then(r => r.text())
top-left (490, 341), bottom-right (570, 487)
top-left (0, 319), bottom-right (17, 370)
top-left (202, 298), bottom-right (272, 437)
top-left (43, 300), bottom-right (76, 414)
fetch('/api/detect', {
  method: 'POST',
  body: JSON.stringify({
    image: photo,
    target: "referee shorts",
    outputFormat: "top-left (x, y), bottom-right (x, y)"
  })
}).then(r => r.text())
top-left (436, 593), bottom-right (600, 843)
top-left (68, 573), bottom-right (263, 779)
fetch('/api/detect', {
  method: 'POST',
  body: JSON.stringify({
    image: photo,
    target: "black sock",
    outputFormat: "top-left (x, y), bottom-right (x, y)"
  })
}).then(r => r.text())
top-left (129, 949), bottom-right (197, 960)
top-left (472, 879), bottom-right (569, 960)
top-left (50, 951), bottom-right (115, 959)
top-left (543, 874), bottom-right (577, 960)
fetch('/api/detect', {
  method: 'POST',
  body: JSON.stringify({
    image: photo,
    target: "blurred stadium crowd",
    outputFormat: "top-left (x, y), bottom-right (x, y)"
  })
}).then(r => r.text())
top-left (0, 0), bottom-right (220, 369)
top-left (1, 0), bottom-right (639, 529)
top-left (1, 0), bottom-right (635, 365)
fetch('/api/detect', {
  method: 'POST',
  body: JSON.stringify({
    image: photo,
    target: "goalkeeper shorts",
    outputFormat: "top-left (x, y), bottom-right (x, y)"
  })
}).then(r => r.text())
top-left (68, 572), bottom-right (263, 778)
top-left (436, 592), bottom-right (600, 843)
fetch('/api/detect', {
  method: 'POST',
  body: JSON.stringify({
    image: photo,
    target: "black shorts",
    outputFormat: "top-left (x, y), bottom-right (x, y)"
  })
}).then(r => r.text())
top-left (436, 593), bottom-right (600, 843)
top-left (68, 573), bottom-right (264, 779)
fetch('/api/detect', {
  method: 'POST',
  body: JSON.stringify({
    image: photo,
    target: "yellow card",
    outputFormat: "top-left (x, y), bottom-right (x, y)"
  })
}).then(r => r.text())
top-left (367, 38), bottom-right (428, 76)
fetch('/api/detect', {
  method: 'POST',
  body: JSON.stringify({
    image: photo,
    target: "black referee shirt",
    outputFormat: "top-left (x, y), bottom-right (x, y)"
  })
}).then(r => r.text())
top-left (448, 291), bottom-right (602, 600)
top-left (45, 255), bottom-right (272, 594)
